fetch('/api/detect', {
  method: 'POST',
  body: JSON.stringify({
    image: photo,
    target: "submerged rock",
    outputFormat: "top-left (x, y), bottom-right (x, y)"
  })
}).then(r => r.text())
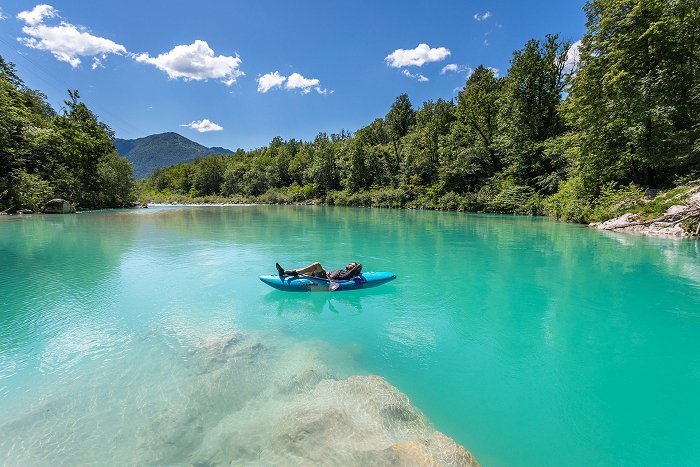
top-left (1, 332), bottom-right (480, 467)
top-left (266, 375), bottom-right (479, 466)
top-left (41, 198), bottom-right (76, 214)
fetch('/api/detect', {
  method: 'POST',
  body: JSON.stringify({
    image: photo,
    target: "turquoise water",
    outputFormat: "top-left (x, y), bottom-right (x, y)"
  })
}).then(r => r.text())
top-left (1, 206), bottom-right (700, 466)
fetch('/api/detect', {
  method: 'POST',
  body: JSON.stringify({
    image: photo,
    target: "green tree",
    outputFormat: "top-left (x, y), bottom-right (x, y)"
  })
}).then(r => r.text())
top-left (566, 0), bottom-right (700, 192)
top-left (401, 99), bottom-right (455, 186)
top-left (307, 132), bottom-right (339, 195)
top-left (456, 66), bottom-right (503, 165)
top-left (498, 35), bottom-right (571, 193)
top-left (96, 152), bottom-right (135, 206)
top-left (192, 156), bottom-right (226, 196)
top-left (385, 94), bottom-right (415, 183)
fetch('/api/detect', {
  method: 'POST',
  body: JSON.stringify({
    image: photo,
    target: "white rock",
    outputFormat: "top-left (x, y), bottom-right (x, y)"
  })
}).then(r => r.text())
top-left (665, 204), bottom-right (687, 216)
top-left (594, 213), bottom-right (639, 230)
top-left (690, 192), bottom-right (700, 206)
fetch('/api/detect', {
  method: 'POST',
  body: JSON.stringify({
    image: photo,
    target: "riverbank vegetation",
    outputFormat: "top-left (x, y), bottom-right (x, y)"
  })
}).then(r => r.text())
top-left (0, 57), bottom-right (134, 211)
top-left (2, 0), bottom-right (698, 231)
top-left (138, 0), bottom-right (699, 231)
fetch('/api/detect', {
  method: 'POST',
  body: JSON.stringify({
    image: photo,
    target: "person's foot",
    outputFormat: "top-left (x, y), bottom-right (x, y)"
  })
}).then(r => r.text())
top-left (276, 262), bottom-right (299, 277)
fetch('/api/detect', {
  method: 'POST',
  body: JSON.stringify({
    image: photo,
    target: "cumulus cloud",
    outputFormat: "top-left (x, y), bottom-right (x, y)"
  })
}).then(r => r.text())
top-left (16, 4), bottom-right (126, 68)
top-left (19, 23), bottom-right (127, 68)
top-left (135, 40), bottom-right (244, 86)
top-left (0, 7), bottom-right (7, 21)
top-left (257, 71), bottom-right (286, 93)
top-left (286, 72), bottom-right (321, 94)
top-left (17, 4), bottom-right (57, 26)
top-left (474, 11), bottom-right (492, 21)
top-left (385, 43), bottom-right (450, 68)
top-left (564, 40), bottom-right (581, 74)
top-left (487, 66), bottom-right (500, 77)
top-left (257, 71), bottom-right (331, 95)
top-left (440, 64), bottom-right (472, 75)
top-left (401, 69), bottom-right (429, 82)
top-left (180, 119), bottom-right (224, 132)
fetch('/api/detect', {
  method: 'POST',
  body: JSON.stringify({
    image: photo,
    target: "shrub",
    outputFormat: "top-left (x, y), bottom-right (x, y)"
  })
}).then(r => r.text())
top-left (369, 187), bottom-right (406, 208)
top-left (13, 170), bottom-right (53, 210)
top-left (543, 175), bottom-right (593, 223)
top-left (589, 183), bottom-right (645, 222)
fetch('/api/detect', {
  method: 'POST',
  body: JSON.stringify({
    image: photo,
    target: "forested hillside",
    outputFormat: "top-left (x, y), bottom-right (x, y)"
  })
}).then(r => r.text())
top-left (0, 58), bottom-right (134, 211)
top-left (141, 0), bottom-right (699, 225)
top-left (115, 132), bottom-right (232, 179)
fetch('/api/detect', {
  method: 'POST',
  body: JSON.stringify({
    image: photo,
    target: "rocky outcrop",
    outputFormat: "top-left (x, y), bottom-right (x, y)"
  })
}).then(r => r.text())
top-left (591, 185), bottom-right (700, 237)
top-left (41, 199), bottom-right (76, 214)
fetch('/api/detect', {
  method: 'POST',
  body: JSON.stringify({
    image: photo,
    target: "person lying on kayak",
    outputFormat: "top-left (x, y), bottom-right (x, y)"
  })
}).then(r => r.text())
top-left (276, 261), bottom-right (362, 280)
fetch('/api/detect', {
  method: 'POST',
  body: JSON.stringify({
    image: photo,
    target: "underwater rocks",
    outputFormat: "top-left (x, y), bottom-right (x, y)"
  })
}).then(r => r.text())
top-left (267, 375), bottom-right (479, 466)
top-left (184, 334), bottom-right (480, 466)
top-left (0, 332), bottom-right (479, 466)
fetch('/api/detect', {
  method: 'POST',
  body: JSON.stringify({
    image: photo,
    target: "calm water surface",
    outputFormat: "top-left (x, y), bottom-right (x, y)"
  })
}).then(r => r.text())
top-left (1, 206), bottom-right (699, 466)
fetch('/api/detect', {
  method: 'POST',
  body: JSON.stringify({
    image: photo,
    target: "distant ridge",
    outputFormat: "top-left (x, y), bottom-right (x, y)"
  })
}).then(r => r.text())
top-left (114, 132), bottom-right (233, 179)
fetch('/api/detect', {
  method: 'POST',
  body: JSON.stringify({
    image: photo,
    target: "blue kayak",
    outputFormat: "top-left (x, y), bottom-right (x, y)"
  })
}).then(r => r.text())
top-left (259, 271), bottom-right (396, 292)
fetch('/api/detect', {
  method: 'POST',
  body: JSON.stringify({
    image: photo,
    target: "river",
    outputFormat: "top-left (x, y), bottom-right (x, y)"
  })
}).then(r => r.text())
top-left (1, 205), bottom-right (699, 465)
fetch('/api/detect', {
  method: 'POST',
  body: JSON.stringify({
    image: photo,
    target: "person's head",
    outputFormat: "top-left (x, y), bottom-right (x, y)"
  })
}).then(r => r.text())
top-left (346, 262), bottom-right (358, 270)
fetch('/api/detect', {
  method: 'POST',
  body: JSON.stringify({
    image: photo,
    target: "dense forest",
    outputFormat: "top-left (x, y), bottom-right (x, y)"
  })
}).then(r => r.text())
top-left (2, 0), bottom-right (699, 224)
top-left (0, 57), bottom-right (134, 211)
top-left (141, 0), bottom-right (700, 223)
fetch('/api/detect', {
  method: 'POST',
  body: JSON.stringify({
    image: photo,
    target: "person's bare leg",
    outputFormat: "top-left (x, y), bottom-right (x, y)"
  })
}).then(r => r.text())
top-left (293, 262), bottom-right (325, 275)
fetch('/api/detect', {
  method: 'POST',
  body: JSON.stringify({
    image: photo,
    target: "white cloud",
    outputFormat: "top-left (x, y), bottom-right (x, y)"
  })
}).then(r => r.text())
top-left (0, 7), bottom-right (7, 21)
top-left (286, 72), bottom-right (319, 94)
top-left (257, 71), bottom-right (286, 92)
top-left (257, 71), bottom-right (331, 95)
top-left (180, 119), bottom-right (223, 132)
top-left (17, 4), bottom-right (57, 26)
top-left (441, 64), bottom-right (472, 75)
top-left (474, 11), bottom-right (492, 21)
top-left (19, 22), bottom-right (127, 68)
top-left (401, 69), bottom-right (429, 82)
top-left (135, 40), bottom-right (244, 86)
top-left (385, 43), bottom-right (450, 68)
top-left (487, 66), bottom-right (500, 77)
top-left (564, 40), bottom-right (581, 74)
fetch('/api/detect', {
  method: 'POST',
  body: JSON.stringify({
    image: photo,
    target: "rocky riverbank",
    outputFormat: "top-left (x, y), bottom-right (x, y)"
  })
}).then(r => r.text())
top-left (591, 185), bottom-right (700, 238)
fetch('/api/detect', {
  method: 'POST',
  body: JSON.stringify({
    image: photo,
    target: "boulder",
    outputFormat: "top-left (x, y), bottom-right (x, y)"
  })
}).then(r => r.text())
top-left (17, 209), bottom-right (34, 215)
top-left (690, 192), bottom-right (700, 207)
top-left (590, 213), bottom-right (639, 230)
top-left (41, 199), bottom-right (76, 214)
top-left (665, 204), bottom-right (687, 216)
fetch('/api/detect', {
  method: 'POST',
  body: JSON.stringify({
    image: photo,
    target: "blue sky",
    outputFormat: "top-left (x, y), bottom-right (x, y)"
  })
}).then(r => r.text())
top-left (0, 0), bottom-right (586, 150)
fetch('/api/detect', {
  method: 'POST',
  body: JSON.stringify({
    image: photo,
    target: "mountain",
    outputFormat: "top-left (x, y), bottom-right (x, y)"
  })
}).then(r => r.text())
top-left (114, 132), bottom-right (233, 179)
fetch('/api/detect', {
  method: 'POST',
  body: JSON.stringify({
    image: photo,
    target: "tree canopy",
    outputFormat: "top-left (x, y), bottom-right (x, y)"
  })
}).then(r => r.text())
top-left (0, 58), bottom-right (135, 210)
